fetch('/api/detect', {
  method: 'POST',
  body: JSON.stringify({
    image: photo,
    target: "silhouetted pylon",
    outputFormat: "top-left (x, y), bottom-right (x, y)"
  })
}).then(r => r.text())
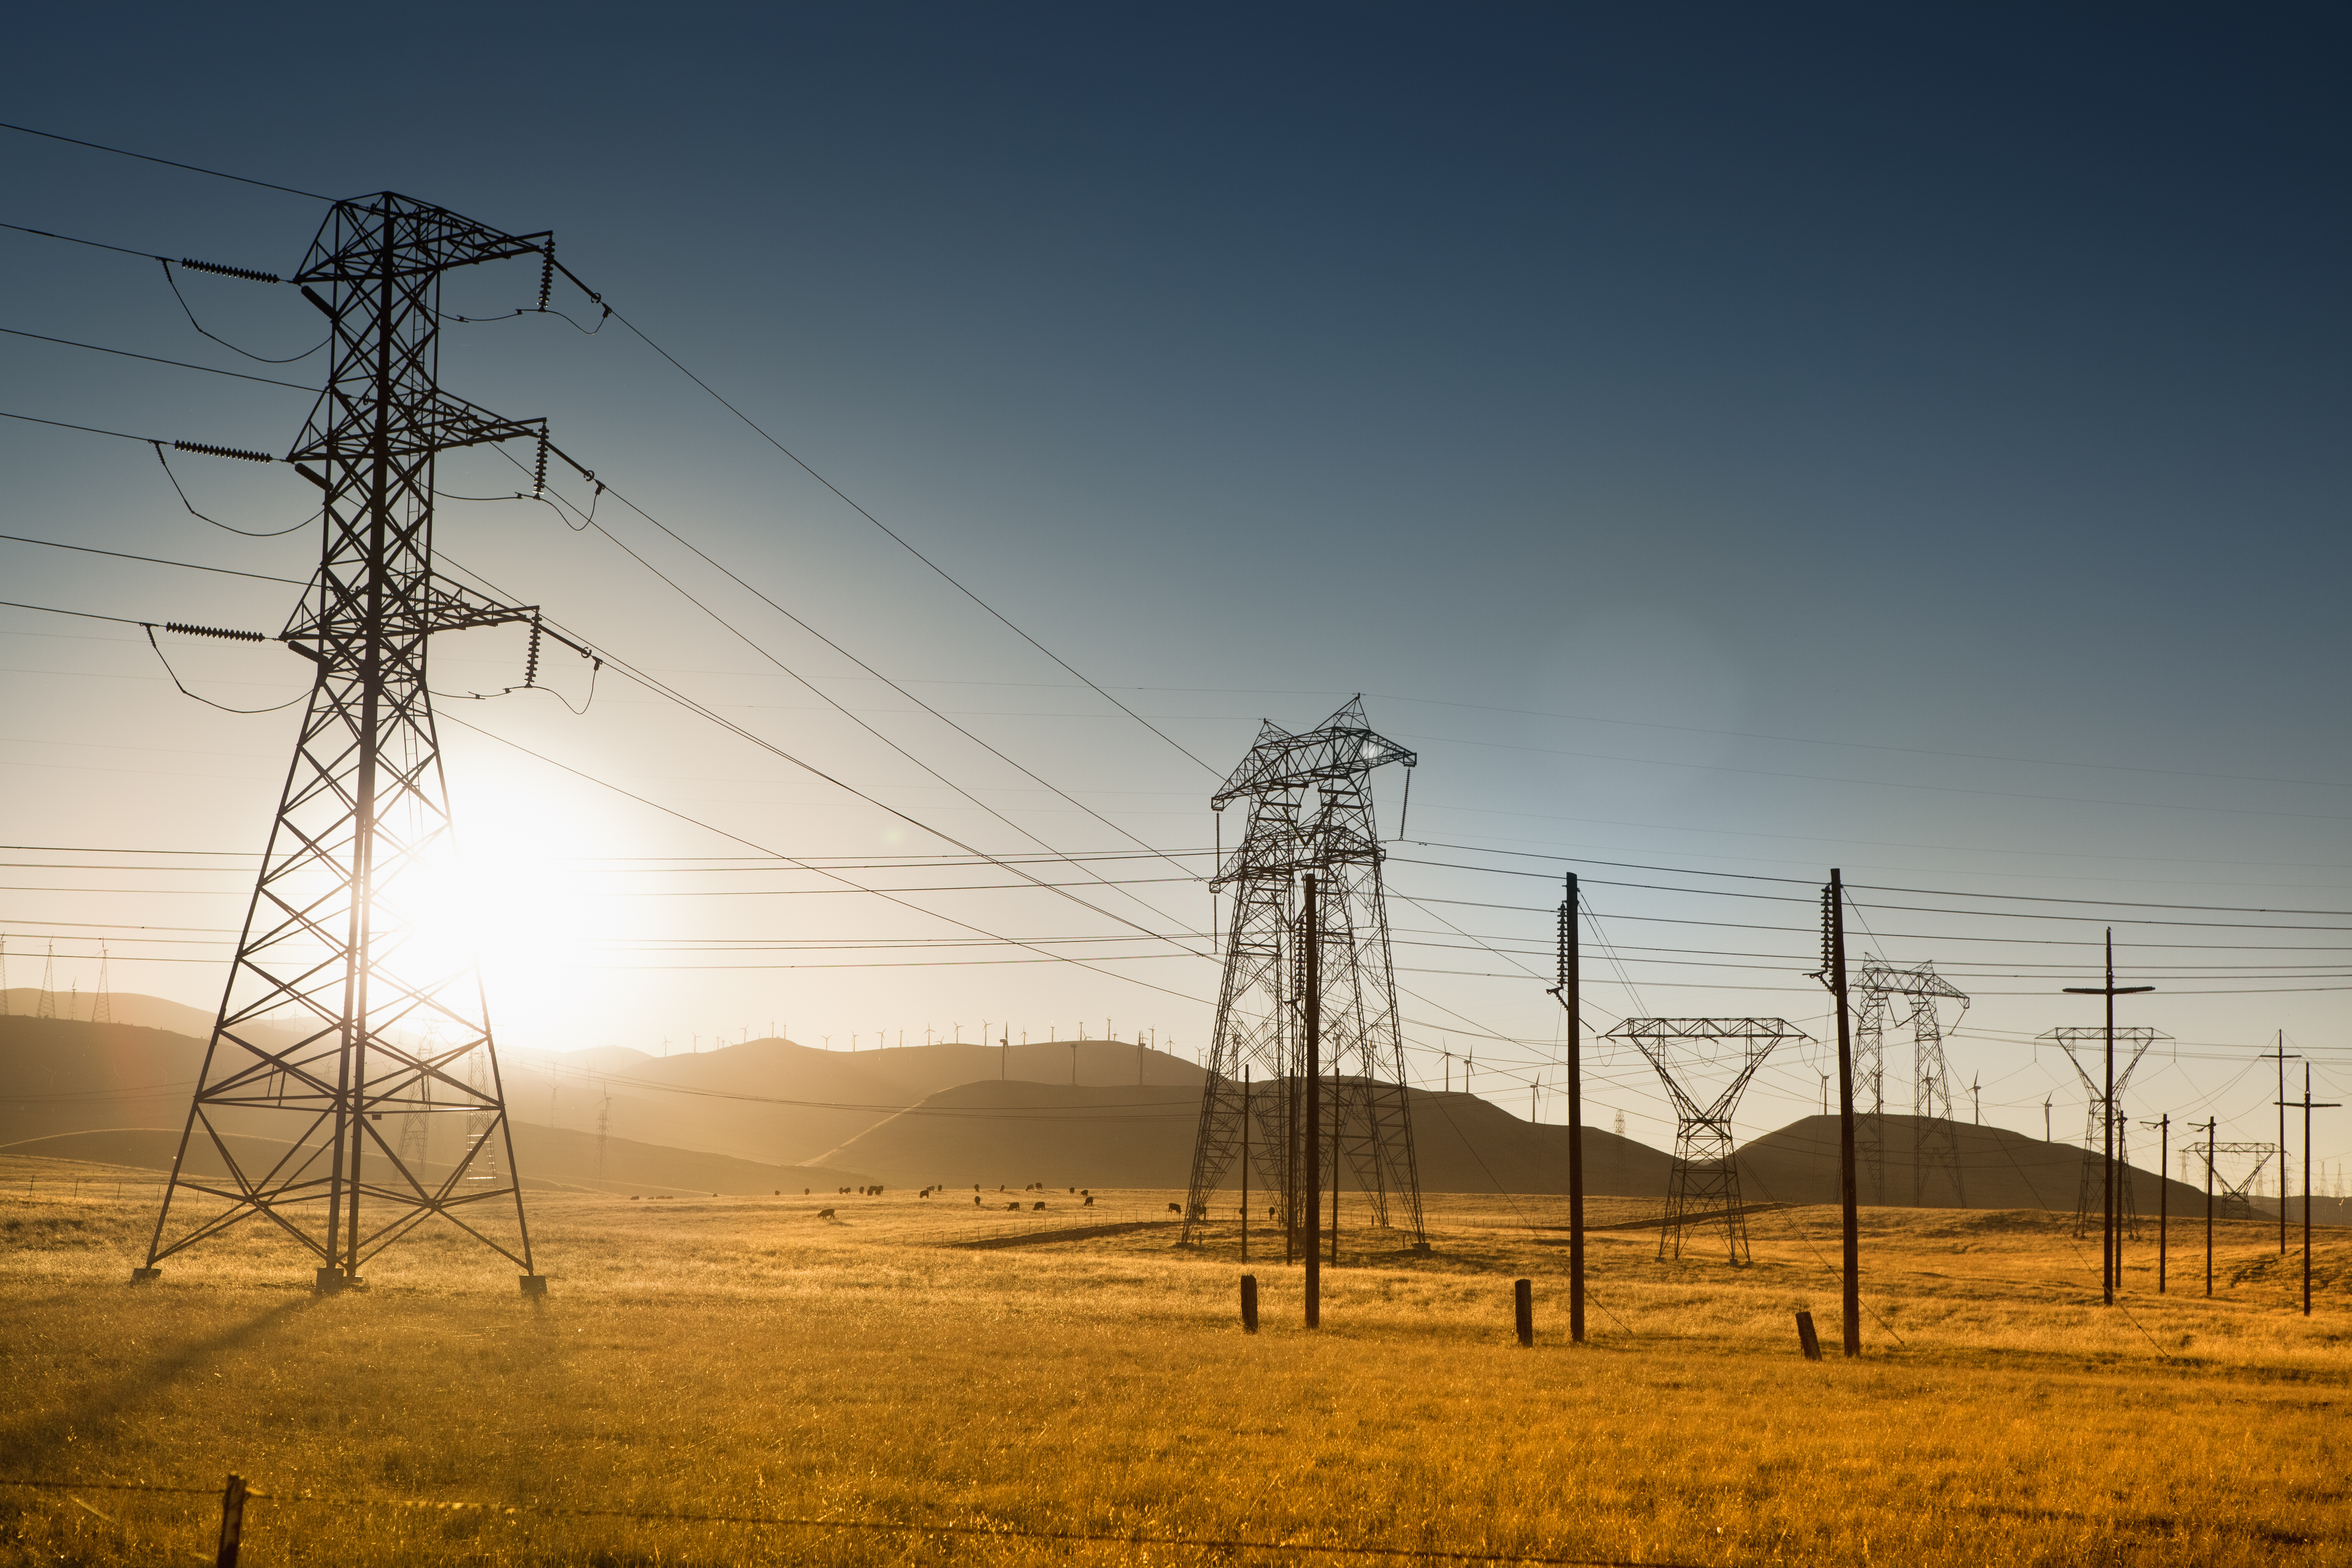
top-left (140, 193), bottom-right (567, 1294)
top-left (1182, 699), bottom-right (1427, 1256)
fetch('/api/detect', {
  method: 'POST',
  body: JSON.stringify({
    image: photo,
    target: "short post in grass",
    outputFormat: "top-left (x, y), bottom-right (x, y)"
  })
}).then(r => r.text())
top-left (215, 1473), bottom-right (248, 1568)
top-left (1241, 1274), bottom-right (1259, 1333)
top-left (1514, 1278), bottom-right (1534, 1347)
top-left (1795, 1310), bottom-right (1823, 1361)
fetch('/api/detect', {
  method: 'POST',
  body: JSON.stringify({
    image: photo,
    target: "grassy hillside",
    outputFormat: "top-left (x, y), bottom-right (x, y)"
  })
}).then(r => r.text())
top-left (819, 1080), bottom-right (1682, 1194)
top-left (0, 1125), bottom-right (876, 1199)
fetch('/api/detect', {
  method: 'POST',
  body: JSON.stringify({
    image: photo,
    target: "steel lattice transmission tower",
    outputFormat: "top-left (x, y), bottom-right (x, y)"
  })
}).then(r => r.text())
top-left (2043, 1024), bottom-right (2166, 1240)
top-left (1607, 1018), bottom-right (1808, 1264)
top-left (138, 193), bottom-right (561, 1294)
top-left (1181, 699), bottom-right (1427, 1253)
top-left (1851, 960), bottom-right (1969, 1207)
top-left (2200, 1143), bottom-right (2278, 1222)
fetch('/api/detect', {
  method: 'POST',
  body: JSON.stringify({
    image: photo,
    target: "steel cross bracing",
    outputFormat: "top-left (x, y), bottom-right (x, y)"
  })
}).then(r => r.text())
top-left (2200, 1142), bottom-right (2279, 1222)
top-left (2043, 1025), bottom-right (2167, 1241)
top-left (141, 193), bottom-right (557, 1292)
top-left (1181, 699), bottom-right (1427, 1253)
top-left (1605, 1017), bottom-right (1809, 1264)
top-left (1851, 960), bottom-right (1970, 1208)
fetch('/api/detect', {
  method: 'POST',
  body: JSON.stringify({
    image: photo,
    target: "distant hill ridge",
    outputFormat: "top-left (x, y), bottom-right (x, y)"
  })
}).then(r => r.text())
top-left (0, 1004), bottom-right (2298, 1218)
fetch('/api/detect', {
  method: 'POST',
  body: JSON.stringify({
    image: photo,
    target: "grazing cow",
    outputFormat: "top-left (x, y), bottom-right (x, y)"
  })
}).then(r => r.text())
top-left (1167, 1202), bottom-right (1182, 1213)
top-left (1032, 1201), bottom-right (1047, 1211)
top-left (1083, 1195), bottom-right (1096, 1207)
top-left (818, 1208), bottom-right (836, 1220)
top-left (1006, 1202), bottom-right (1021, 1211)
top-left (973, 1195), bottom-right (981, 1206)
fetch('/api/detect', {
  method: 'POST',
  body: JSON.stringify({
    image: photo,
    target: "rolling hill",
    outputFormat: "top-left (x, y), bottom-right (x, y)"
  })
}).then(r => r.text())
top-left (4, 1001), bottom-right (2311, 1220)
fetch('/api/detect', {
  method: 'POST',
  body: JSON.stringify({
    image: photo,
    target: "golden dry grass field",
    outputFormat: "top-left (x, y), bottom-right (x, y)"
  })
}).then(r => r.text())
top-left (3, 1153), bottom-right (2347, 1567)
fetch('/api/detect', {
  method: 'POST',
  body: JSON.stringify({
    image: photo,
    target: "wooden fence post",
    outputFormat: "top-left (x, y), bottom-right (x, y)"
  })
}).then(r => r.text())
top-left (216, 1474), bottom-right (248, 1568)
top-left (1240, 1274), bottom-right (1259, 1333)
top-left (1514, 1278), bottom-right (1534, 1347)
top-left (1794, 1310), bottom-right (1823, 1362)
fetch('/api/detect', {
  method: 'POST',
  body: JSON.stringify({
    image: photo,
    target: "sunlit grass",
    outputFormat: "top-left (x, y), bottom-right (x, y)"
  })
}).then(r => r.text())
top-left (2, 1155), bottom-right (2347, 1565)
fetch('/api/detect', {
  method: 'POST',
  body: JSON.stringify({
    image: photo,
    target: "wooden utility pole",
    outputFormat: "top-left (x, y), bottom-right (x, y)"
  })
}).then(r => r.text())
top-left (2064, 930), bottom-right (2151, 1307)
top-left (1824, 871), bottom-right (1860, 1357)
top-left (1547, 873), bottom-right (1586, 1344)
top-left (2278, 1067), bottom-right (2338, 1318)
top-left (1303, 872), bottom-right (1322, 1328)
top-left (2197, 1117), bottom-right (2216, 1297)
top-left (1241, 1065), bottom-right (1250, 1265)
top-left (2264, 1034), bottom-right (2298, 1255)
top-left (2143, 1113), bottom-right (2169, 1293)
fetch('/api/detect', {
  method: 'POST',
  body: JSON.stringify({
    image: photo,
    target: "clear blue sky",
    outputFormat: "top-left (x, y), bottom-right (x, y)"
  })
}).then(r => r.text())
top-left (2, 5), bottom-right (2345, 1173)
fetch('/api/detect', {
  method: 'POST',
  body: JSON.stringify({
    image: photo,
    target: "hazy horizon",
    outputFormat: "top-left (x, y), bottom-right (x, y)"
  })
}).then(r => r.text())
top-left (2, 5), bottom-right (2343, 1171)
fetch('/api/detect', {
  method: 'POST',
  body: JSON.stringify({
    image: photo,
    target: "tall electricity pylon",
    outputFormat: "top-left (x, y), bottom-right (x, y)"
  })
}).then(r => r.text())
top-left (1182, 699), bottom-right (1427, 1253)
top-left (2044, 1025), bottom-right (2165, 1241)
top-left (1607, 1018), bottom-right (1807, 1264)
top-left (139, 193), bottom-right (559, 1294)
top-left (1852, 960), bottom-right (1969, 1207)
top-left (2201, 1142), bottom-right (2278, 1222)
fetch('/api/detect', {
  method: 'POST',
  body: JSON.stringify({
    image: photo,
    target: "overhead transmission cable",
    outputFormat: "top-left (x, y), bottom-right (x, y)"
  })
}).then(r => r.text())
top-left (491, 449), bottom-right (1207, 950)
top-left (0, 121), bottom-right (332, 201)
top-left (516, 442), bottom-right (1208, 894)
top-left (502, 253), bottom-right (1221, 777)
top-left (431, 548), bottom-right (1211, 963)
top-left (0, 325), bottom-right (314, 392)
top-left (440, 712), bottom-right (1212, 1009)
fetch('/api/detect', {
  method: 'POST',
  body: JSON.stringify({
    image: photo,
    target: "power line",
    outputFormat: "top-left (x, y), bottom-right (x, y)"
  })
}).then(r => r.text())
top-left (0, 219), bottom-right (165, 260)
top-left (497, 462), bottom-right (1207, 953)
top-left (526, 447), bottom-right (1208, 893)
top-left (0, 324), bottom-right (313, 392)
top-left (573, 292), bottom-right (1220, 776)
top-left (0, 410), bottom-right (166, 444)
top-left (1357, 689), bottom-right (2352, 794)
top-left (439, 712), bottom-right (1212, 1010)
top-left (0, 532), bottom-right (305, 585)
top-left (1397, 727), bottom-right (2352, 825)
top-left (430, 583), bottom-right (1210, 964)
top-left (0, 119), bottom-right (331, 201)
top-left (0, 599), bottom-right (156, 628)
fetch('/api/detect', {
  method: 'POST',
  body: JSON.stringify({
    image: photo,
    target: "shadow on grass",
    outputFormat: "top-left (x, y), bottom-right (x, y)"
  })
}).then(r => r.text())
top-left (0, 1298), bottom-right (308, 1470)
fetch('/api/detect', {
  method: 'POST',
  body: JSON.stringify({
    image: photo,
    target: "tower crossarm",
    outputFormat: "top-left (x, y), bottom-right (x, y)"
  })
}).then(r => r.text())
top-left (2199, 1142), bottom-right (2279, 1197)
top-left (2042, 1026), bottom-right (2167, 1096)
top-left (293, 193), bottom-right (547, 284)
top-left (1854, 959), bottom-right (1969, 1005)
top-left (283, 573), bottom-right (549, 647)
top-left (1210, 697), bottom-right (1415, 810)
top-left (1604, 1018), bottom-right (1808, 1122)
top-left (290, 391), bottom-right (543, 465)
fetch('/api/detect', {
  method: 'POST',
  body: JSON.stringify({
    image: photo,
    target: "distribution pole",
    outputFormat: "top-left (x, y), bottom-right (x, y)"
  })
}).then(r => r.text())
top-left (2144, 1113), bottom-right (2169, 1293)
top-left (1823, 871), bottom-right (1860, 1357)
top-left (2264, 1033), bottom-right (2298, 1254)
top-left (1241, 1066), bottom-right (1250, 1265)
top-left (2199, 1117), bottom-right (2216, 1297)
top-left (1302, 872), bottom-right (1322, 1328)
top-left (2064, 930), bottom-right (2151, 1307)
top-left (2278, 1066), bottom-right (2338, 1318)
top-left (1546, 873), bottom-right (1586, 1344)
